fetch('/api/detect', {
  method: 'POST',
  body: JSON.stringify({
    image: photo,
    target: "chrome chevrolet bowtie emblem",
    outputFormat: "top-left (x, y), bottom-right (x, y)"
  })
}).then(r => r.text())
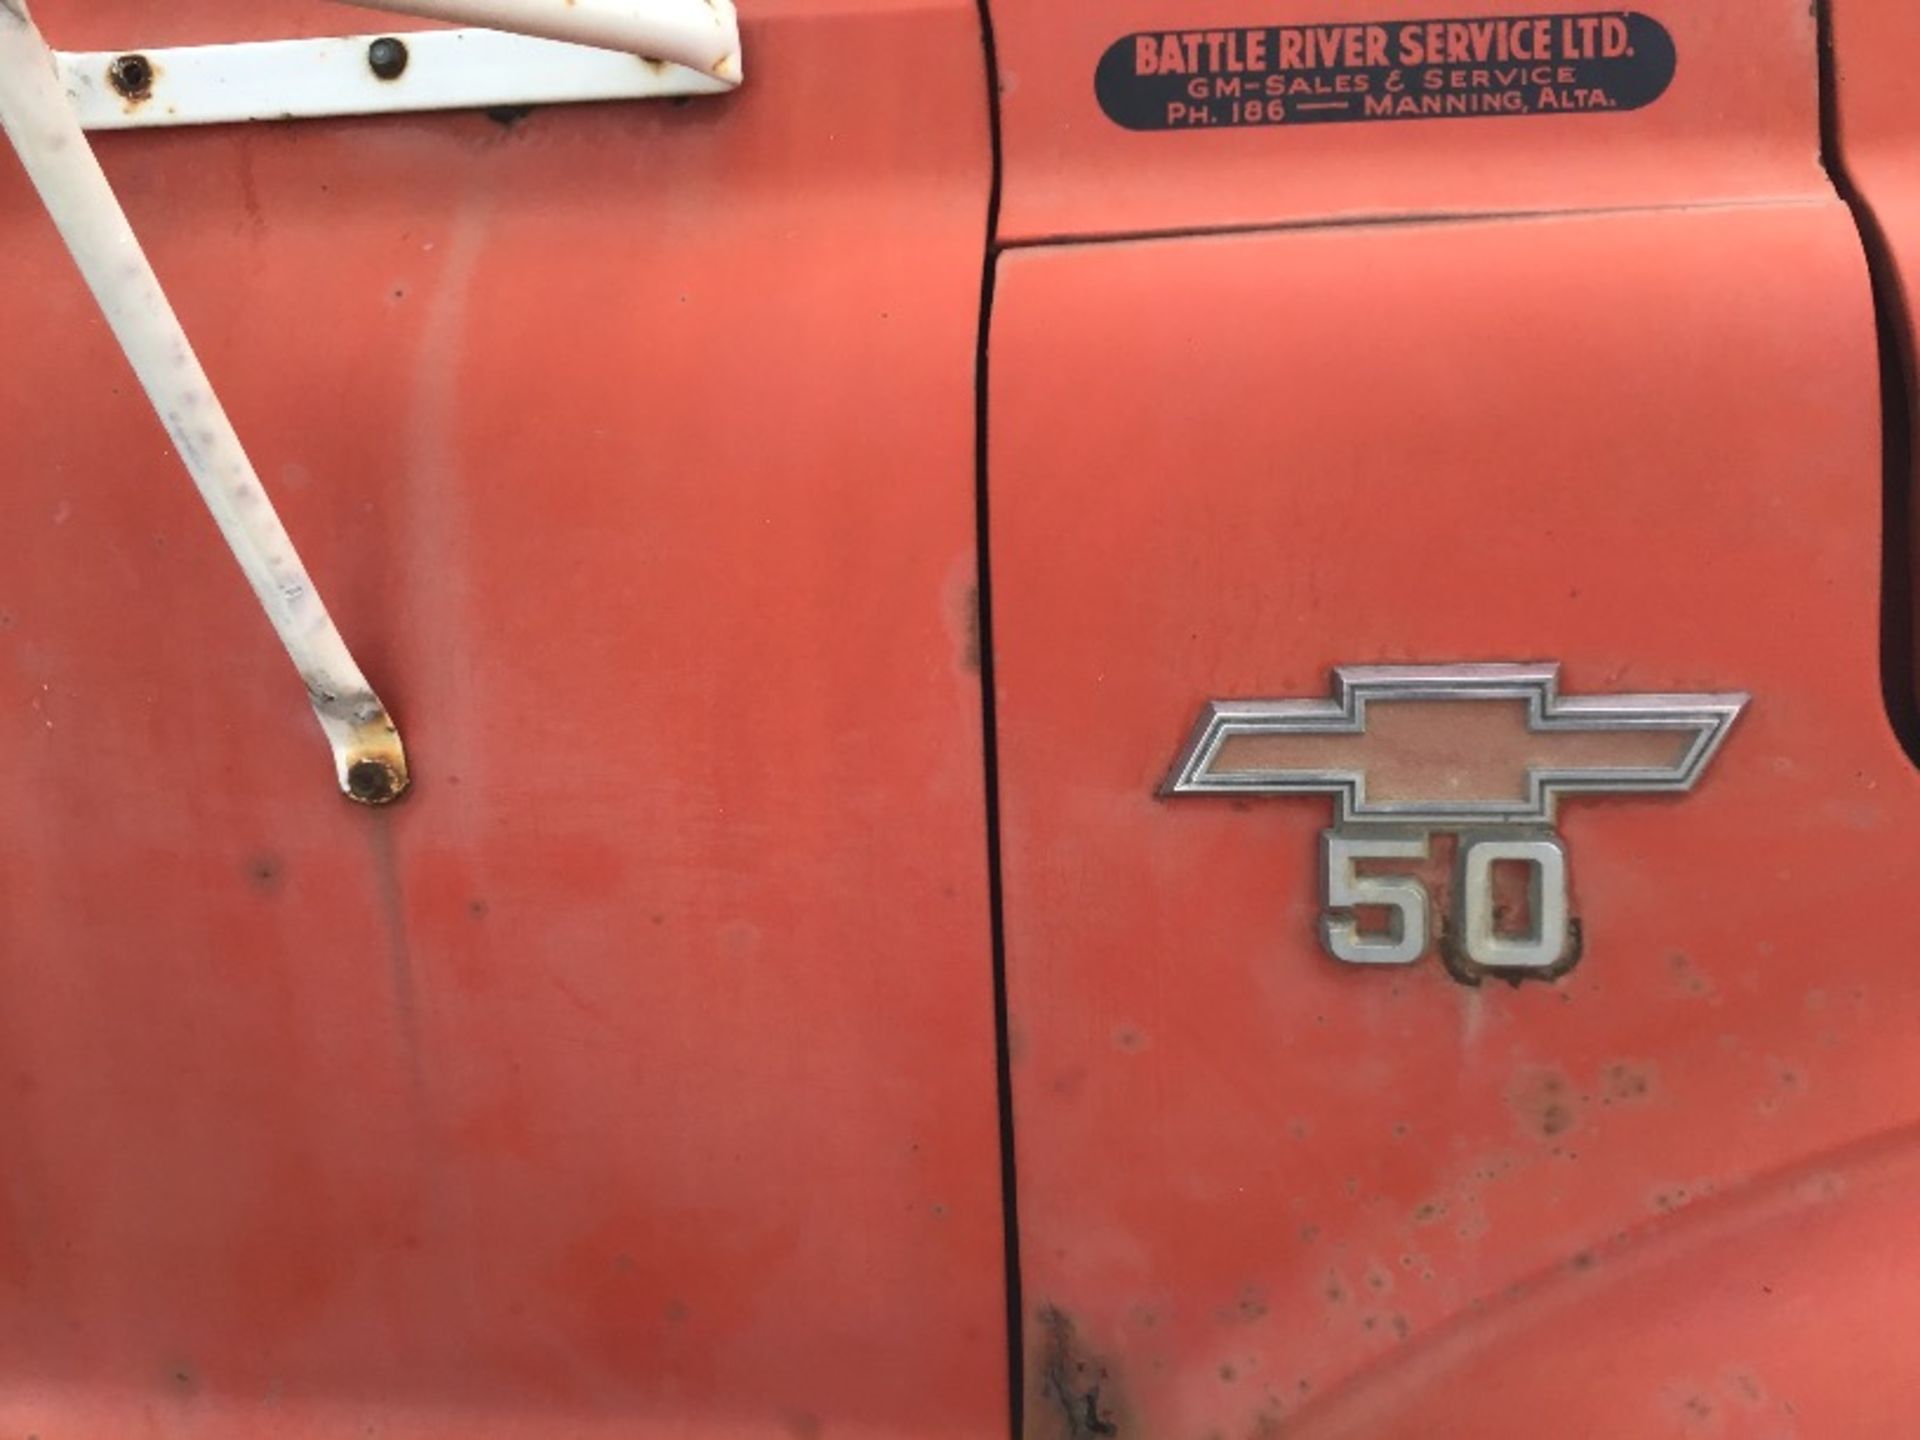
top-left (1167, 665), bottom-right (1746, 978)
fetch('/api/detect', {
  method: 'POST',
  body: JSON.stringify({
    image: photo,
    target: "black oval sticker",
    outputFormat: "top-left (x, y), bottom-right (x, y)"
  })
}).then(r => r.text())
top-left (1095, 12), bottom-right (1676, 131)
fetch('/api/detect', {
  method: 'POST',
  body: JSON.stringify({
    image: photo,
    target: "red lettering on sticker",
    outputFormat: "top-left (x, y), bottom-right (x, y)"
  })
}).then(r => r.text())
top-left (1141, 28), bottom-right (1276, 77)
top-left (1097, 11), bottom-right (1675, 131)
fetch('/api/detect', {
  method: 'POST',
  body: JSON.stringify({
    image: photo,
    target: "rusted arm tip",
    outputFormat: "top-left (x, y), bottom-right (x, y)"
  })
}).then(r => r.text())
top-left (345, 754), bottom-right (409, 805)
top-left (322, 705), bottom-right (411, 805)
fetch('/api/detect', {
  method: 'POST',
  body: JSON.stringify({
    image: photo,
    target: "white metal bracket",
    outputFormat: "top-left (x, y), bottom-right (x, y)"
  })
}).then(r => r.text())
top-left (62, 23), bottom-right (737, 133)
top-left (0, 0), bottom-right (742, 802)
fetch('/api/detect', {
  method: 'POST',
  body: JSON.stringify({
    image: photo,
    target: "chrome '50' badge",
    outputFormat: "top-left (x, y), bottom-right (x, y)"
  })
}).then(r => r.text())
top-left (1166, 665), bottom-right (1745, 979)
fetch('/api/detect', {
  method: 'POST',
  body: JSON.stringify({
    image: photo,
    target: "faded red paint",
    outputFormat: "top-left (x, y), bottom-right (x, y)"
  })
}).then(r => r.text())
top-left (7, 0), bottom-right (1920, 1436)
top-left (989, 200), bottom-right (1914, 1433)
top-left (979, 2), bottom-right (1920, 1426)
top-left (0, 1), bottom-right (1003, 1436)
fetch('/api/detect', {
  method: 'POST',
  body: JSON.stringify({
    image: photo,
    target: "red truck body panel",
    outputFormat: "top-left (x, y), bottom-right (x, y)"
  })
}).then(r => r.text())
top-left (0, 3), bottom-right (1006, 1435)
top-left (4, 0), bottom-right (1920, 1435)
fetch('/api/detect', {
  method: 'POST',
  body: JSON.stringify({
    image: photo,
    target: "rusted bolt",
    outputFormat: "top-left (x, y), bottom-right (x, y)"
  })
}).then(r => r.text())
top-left (366, 37), bottom-right (409, 82)
top-left (345, 758), bottom-right (404, 805)
top-left (107, 54), bottom-right (154, 101)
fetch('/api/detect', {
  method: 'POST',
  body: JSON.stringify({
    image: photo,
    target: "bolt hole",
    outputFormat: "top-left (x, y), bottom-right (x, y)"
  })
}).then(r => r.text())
top-left (107, 53), bottom-right (153, 101)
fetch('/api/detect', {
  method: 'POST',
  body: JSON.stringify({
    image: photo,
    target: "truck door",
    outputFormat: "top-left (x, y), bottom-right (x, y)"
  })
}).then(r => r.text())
top-left (984, 1), bottom-right (1920, 1433)
top-left (0, 2), bottom-right (1008, 1434)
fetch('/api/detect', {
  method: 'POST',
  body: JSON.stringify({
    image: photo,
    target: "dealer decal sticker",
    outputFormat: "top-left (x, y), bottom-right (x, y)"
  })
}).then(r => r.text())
top-left (1095, 12), bottom-right (1676, 130)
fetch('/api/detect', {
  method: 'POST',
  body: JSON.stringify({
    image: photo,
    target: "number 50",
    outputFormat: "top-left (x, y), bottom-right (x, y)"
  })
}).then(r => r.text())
top-left (1319, 831), bottom-right (1573, 971)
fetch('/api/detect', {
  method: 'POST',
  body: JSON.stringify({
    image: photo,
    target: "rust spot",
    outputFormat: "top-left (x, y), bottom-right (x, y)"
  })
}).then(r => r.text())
top-left (1726, 1369), bottom-right (1766, 1406)
top-left (785, 1416), bottom-right (823, 1440)
top-left (1600, 1060), bottom-right (1656, 1105)
top-left (245, 852), bottom-right (284, 893)
top-left (1032, 1308), bottom-right (1123, 1438)
top-left (1767, 1059), bottom-right (1808, 1099)
top-left (960, 584), bottom-right (983, 674)
top-left (1669, 1386), bottom-right (1716, 1426)
top-left (107, 53), bottom-right (154, 105)
top-left (1508, 1068), bottom-right (1581, 1140)
top-left (1112, 1025), bottom-right (1147, 1053)
top-left (1668, 951), bottom-right (1716, 999)
top-left (1442, 911), bottom-right (1585, 987)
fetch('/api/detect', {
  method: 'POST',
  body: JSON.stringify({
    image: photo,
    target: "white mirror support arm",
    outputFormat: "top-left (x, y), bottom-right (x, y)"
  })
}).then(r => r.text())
top-left (0, 0), bottom-right (413, 803)
top-left (0, 0), bottom-right (742, 804)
